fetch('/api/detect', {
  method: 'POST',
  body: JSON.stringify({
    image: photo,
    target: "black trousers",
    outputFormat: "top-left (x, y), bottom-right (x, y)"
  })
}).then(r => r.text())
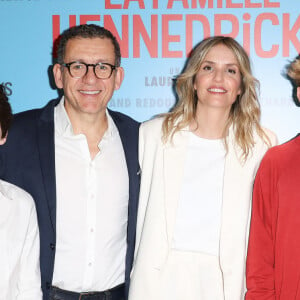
top-left (49, 283), bottom-right (125, 300)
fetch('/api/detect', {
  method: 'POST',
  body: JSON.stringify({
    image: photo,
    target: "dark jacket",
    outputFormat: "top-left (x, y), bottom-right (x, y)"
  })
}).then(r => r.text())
top-left (0, 99), bottom-right (140, 299)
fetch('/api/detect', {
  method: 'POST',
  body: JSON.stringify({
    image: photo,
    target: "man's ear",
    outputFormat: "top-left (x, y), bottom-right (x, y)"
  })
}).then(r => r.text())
top-left (297, 87), bottom-right (300, 103)
top-left (114, 67), bottom-right (124, 91)
top-left (53, 63), bottom-right (64, 89)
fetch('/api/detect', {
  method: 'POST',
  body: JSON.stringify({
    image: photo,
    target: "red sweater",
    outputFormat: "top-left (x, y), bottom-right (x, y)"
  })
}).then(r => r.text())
top-left (246, 134), bottom-right (300, 300)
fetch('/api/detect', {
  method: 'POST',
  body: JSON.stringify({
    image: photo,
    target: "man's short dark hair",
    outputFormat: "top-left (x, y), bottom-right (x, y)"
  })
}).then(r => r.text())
top-left (0, 85), bottom-right (12, 138)
top-left (287, 56), bottom-right (300, 87)
top-left (55, 24), bottom-right (121, 67)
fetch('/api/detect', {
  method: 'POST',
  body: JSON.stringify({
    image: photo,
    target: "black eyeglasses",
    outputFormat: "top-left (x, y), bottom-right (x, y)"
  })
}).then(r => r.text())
top-left (61, 61), bottom-right (117, 79)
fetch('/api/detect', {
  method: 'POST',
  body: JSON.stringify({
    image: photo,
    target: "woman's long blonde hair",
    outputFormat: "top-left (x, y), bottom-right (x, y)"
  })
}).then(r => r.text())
top-left (162, 36), bottom-right (269, 159)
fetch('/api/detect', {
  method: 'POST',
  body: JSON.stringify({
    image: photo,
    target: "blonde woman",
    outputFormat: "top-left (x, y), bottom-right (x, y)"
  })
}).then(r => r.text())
top-left (129, 36), bottom-right (277, 300)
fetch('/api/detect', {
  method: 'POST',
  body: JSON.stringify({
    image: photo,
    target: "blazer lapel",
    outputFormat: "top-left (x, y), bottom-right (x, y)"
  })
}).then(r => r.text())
top-left (112, 113), bottom-right (140, 236)
top-left (108, 110), bottom-right (140, 285)
top-left (219, 128), bottom-right (254, 297)
top-left (163, 130), bottom-right (188, 245)
top-left (220, 129), bottom-right (244, 250)
top-left (37, 100), bottom-right (57, 233)
top-left (221, 138), bottom-right (245, 241)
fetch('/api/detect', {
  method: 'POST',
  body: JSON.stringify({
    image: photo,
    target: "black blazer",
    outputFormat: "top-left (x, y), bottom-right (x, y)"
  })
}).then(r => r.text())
top-left (0, 99), bottom-right (140, 299)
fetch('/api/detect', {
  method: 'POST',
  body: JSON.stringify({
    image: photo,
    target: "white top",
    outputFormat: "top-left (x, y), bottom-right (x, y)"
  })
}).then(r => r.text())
top-left (52, 98), bottom-right (129, 292)
top-left (173, 132), bottom-right (225, 256)
top-left (0, 180), bottom-right (42, 300)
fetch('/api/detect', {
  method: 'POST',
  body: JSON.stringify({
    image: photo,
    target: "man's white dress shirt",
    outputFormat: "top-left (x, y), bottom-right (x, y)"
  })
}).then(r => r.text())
top-left (0, 180), bottom-right (42, 300)
top-left (52, 99), bottom-right (129, 292)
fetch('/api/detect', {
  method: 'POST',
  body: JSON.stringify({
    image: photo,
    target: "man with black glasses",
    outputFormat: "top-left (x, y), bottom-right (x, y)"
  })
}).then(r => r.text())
top-left (0, 24), bottom-right (140, 300)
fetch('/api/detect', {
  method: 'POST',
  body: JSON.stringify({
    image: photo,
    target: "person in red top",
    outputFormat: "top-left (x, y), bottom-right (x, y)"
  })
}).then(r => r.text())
top-left (246, 56), bottom-right (300, 299)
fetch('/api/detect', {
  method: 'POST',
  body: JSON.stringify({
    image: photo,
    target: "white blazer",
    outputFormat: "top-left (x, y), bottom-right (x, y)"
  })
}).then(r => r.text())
top-left (0, 180), bottom-right (42, 300)
top-left (129, 117), bottom-right (277, 300)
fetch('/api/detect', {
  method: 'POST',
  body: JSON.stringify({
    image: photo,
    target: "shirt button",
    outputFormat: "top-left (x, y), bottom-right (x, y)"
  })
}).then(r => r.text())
top-left (88, 262), bottom-right (92, 267)
top-left (50, 243), bottom-right (55, 250)
top-left (90, 228), bottom-right (94, 233)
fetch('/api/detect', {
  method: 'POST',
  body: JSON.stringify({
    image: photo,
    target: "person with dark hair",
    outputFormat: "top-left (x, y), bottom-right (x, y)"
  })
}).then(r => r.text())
top-left (0, 85), bottom-right (42, 299)
top-left (246, 57), bottom-right (300, 299)
top-left (0, 86), bottom-right (12, 140)
top-left (0, 24), bottom-right (140, 300)
top-left (55, 24), bottom-right (122, 68)
top-left (129, 36), bottom-right (277, 300)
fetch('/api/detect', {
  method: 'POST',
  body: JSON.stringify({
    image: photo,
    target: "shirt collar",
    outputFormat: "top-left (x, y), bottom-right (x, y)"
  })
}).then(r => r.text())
top-left (101, 111), bottom-right (118, 144)
top-left (54, 97), bottom-right (118, 140)
top-left (55, 97), bottom-right (72, 136)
